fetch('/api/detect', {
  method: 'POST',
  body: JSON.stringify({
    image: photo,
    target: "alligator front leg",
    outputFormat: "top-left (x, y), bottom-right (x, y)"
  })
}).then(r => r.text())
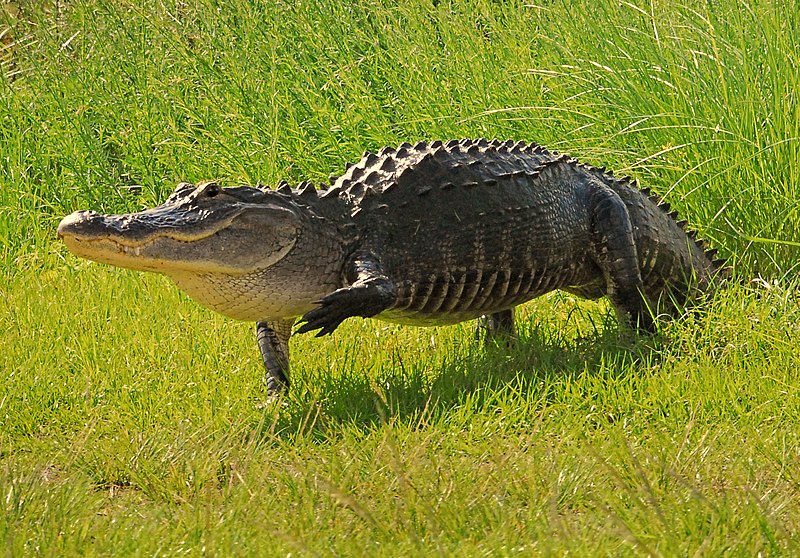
top-left (296, 250), bottom-right (397, 336)
top-left (256, 319), bottom-right (294, 395)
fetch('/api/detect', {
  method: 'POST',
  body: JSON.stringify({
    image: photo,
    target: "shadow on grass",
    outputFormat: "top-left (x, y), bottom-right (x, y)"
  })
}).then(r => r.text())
top-left (264, 317), bottom-right (666, 440)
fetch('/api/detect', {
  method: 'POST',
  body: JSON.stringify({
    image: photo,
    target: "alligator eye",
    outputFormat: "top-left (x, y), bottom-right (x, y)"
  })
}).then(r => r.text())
top-left (205, 183), bottom-right (220, 198)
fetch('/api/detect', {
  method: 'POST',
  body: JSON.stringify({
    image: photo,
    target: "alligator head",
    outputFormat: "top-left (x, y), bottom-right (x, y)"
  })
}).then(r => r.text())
top-left (57, 181), bottom-right (301, 276)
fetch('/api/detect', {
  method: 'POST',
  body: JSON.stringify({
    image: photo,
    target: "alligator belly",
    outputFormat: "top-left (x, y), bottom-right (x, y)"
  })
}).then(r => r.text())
top-left (376, 277), bottom-right (555, 326)
top-left (377, 262), bottom-right (599, 326)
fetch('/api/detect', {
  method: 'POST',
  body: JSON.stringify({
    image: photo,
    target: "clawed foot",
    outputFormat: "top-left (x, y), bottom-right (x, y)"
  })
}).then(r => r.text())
top-left (475, 309), bottom-right (517, 345)
top-left (296, 279), bottom-right (396, 337)
top-left (296, 288), bottom-right (359, 336)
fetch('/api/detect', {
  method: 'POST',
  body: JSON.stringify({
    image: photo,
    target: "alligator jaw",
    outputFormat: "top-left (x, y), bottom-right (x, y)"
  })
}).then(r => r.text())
top-left (57, 232), bottom-right (183, 273)
top-left (57, 206), bottom-right (295, 275)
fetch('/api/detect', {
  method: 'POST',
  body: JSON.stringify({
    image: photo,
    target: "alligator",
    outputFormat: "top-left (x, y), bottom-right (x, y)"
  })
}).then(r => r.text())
top-left (57, 139), bottom-right (727, 395)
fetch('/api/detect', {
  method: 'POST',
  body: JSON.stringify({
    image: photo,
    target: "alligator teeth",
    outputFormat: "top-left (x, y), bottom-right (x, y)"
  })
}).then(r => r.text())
top-left (114, 242), bottom-right (151, 256)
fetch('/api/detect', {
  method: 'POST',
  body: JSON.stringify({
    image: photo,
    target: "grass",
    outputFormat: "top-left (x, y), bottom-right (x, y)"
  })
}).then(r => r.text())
top-left (1, 0), bottom-right (799, 555)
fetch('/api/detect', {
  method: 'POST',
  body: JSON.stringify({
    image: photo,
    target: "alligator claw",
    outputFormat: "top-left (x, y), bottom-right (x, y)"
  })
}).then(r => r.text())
top-left (297, 289), bottom-right (358, 336)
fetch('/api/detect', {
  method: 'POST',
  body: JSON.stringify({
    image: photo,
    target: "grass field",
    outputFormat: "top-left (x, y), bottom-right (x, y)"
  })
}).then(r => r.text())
top-left (2, 0), bottom-right (799, 555)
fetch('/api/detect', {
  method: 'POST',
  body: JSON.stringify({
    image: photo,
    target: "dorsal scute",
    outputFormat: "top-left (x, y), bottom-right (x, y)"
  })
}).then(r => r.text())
top-left (364, 170), bottom-right (382, 185)
top-left (379, 157), bottom-right (395, 172)
top-left (297, 180), bottom-right (316, 196)
top-left (349, 166), bottom-right (365, 181)
top-left (320, 185), bottom-right (341, 198)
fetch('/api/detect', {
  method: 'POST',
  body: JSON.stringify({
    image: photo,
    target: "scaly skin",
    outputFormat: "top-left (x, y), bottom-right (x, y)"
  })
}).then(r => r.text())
top-left (58, 139), bottom-right (727, 395)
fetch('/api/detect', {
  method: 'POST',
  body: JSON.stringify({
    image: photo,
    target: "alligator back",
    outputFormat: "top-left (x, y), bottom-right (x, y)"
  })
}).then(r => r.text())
top-left (318, 139), bottom-right (725, 326)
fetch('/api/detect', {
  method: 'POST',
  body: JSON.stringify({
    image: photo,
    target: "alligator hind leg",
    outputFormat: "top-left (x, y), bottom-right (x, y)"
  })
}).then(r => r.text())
top-left (590, 185), bottom-right (655, 333)
top-left (256, 319), bottom-right (294, 395)
top-left (475, 308), bottom-right (516, 342)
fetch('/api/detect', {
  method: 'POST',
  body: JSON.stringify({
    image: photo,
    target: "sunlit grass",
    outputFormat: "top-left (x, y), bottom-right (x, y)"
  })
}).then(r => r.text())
top-left (2, 0), bottom-right (800, 555)
top-left (3, 262), bottom-right (799, 554)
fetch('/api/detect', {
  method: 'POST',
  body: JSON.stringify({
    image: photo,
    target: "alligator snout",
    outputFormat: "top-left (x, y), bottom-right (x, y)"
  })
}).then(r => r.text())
top-left (57, 211), bottom-right (104, 239)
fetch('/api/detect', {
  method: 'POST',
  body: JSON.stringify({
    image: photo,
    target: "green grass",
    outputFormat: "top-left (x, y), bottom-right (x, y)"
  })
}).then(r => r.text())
top-left (1, 0), bottom-right (800, 555)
